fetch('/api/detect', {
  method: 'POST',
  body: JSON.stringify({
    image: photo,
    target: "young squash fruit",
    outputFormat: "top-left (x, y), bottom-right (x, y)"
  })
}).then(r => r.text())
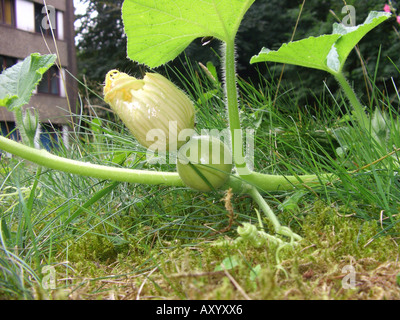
top-left (177, 136), bottom-right (233, 192)
top-left (103, 70), bottom-right (195, 151)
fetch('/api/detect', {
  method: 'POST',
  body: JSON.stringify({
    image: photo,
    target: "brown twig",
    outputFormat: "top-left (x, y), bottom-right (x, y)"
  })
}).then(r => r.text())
top-left (211, 188), bottom-right (239, 235)
top-left (223, 269), bottom-right (251, 300)
top-left (351, 147), bottom-right (400, 174)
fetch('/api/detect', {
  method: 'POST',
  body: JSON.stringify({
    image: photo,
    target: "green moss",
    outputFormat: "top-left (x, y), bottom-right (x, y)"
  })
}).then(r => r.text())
top-left (59, 200), bottom-right (399, 300)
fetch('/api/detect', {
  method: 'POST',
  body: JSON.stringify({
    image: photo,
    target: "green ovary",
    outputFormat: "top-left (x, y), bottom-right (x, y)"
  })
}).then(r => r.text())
top-left (177, 136), bottom-right (233, 192)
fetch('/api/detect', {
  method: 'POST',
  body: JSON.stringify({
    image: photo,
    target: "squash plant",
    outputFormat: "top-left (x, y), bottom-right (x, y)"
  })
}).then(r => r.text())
top-left (0, 1), bottom-right (393, 244)
top-left (250, 11), bottom-right (392, 132)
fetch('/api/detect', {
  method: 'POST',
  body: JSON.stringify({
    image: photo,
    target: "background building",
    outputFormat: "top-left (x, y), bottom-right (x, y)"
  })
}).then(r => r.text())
top-left (0, 0), bottom-right (77, 150)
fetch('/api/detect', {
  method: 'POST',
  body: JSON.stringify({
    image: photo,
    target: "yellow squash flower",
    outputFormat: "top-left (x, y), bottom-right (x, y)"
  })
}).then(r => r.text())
top-left (104, 70), bottom-right (195, 151)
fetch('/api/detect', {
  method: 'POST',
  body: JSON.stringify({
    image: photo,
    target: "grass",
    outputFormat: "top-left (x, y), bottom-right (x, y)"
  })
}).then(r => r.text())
top-left (62, 207), bottom-right (400, 300)
top-left (1, 53), bottom-right (400, 300)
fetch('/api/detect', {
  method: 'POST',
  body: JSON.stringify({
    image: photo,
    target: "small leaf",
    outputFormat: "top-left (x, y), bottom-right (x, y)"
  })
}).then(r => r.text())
top-left (250, 264), bottom-right (262, 281)
top-left (214, 255), bottom-right (239, 271)
top-left (336, 146), bottom-right (348, 158)
top-left (90, 118), bottom-right (103, 134)
top-left (278, 191), bottom-right (307, 212)
top-left (122, 0), bottom-right (254, 67)
top-left (199, 61), bottom-right (220, 85)
top-left (111, 151), bottom-right (132, 165)
top-left (0, 53), bottom-right (57, 111)
top-left (371, 108), bottom-right (390, 143)
top-left (197, 89), bottom-right (219, 104)
top-left (206, 61), bottom-right (219, 84)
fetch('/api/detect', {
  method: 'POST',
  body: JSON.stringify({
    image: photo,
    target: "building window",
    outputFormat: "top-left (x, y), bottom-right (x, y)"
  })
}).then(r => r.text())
top-left (0, 0), bottom-right (15, 26)
top-left (0, 54), bottom-right (17, 70)
top-left (37, 66), bottom-right (59, 95)
top-left (34, 2), bottom-right (57, 37)
top-left (0, 121), bottom-right (19, 140)
top-left (40, 123), bottom-right (60, 151)
top-left (0, 121), bottom-right (19, 158)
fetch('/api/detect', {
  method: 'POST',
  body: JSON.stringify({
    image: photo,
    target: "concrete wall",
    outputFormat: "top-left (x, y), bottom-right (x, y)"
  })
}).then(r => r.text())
top-left (0, 94), bottom-right (74, 124)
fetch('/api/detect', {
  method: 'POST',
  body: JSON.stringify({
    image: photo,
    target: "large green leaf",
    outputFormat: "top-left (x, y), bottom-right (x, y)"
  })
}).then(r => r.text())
top-left (0, 53), bottom-right (57, 111)
top-left (250, 11), bottom-right (391, 74)
top-left (122, 0), bottom-right (255, 68)
top-left (332, 11), bottom-right (391, 72)
top-left (250, 34), bottom-right (341, 73)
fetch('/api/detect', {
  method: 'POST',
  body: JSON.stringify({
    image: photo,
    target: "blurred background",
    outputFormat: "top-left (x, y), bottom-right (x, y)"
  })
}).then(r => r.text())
top-left (74, 0), bottom-right (400, 111)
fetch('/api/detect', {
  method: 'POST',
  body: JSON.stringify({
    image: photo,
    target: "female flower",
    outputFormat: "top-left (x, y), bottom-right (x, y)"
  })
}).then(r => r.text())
top-left (177, 135), bottom-right (233, 192)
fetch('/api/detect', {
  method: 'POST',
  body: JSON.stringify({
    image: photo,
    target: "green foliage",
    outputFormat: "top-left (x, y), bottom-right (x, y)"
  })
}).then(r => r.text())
top-left (0, 53), bottom-right (56, 111)
top-left (281, 0), bottom-right (400, 105)
top-left (1, 59), bottom-right (400, 299)
top-left (122, 0), bottom-right (254, 67)
top-left (75, 1), bottom-right (400, 107)
top-left (251, 11), bottom-right (394, 133)
top-left (214, 255), bottom-right (240, 271)
top-left (1, 0), bottom-right (400, 300)
top-left (251, 11), bottom-right (391, 75)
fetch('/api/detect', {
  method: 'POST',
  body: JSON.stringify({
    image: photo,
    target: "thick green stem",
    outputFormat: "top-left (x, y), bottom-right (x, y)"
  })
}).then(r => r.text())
top-left (334, 72), bottom-right (369, 130)
top-left (0, 135), bottom-right (329, 192)
top-left (223, 40), bottom-right (250, 175)
top-left (13, 108), bottom-right (31, 147)
top-left (242, 171), bottom-right (333, 192)
top-left (0, 135), bottom-right (184, 187)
